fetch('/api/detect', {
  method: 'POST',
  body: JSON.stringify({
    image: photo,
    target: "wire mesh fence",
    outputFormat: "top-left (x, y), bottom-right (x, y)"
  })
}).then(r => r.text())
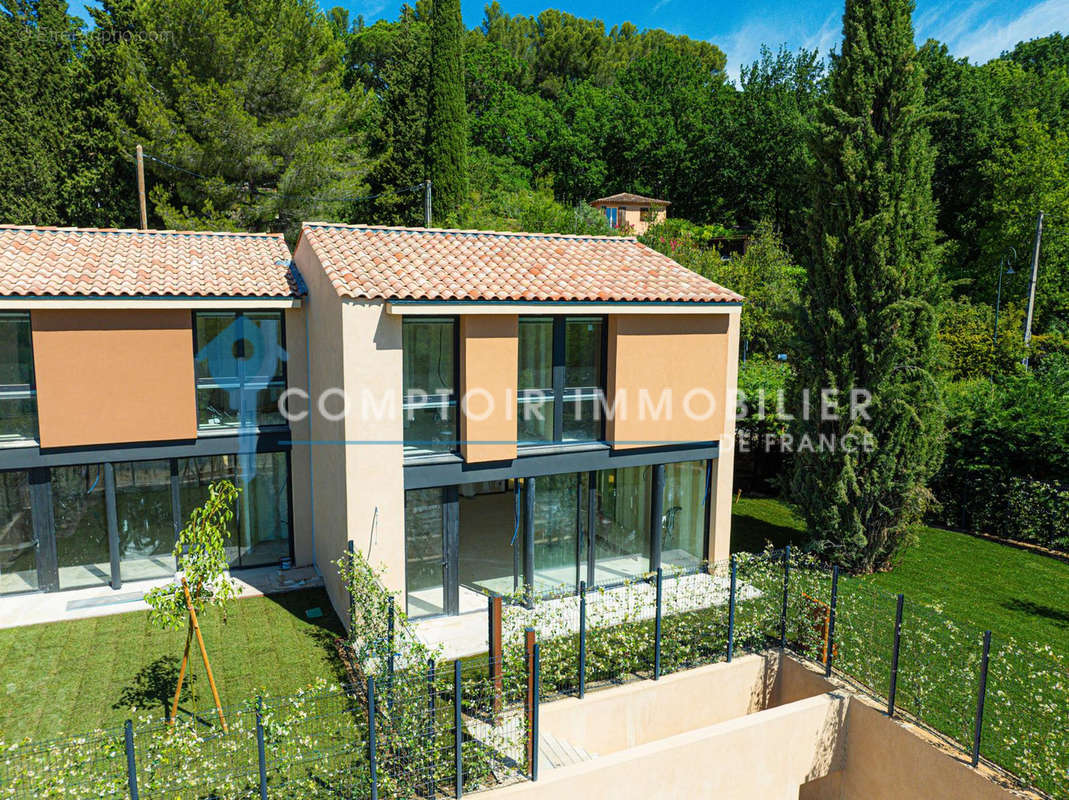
top-left (2, 548), bottom-right (1066, 799)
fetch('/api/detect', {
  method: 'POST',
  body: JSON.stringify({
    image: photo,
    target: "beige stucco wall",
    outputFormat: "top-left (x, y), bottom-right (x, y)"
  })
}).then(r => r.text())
top-left (459, 315), bottom-right (518, 463)
top-left (541, 654), bottom-right (781, 755)
top-left (285, 305), bottom-right (314, 567)
top-left (488, 691), bottom-right (848, 800)
top-left (31, 309), bottom-right (197, 447)
top-left (340, 298), bottom-right (405, 599)
top-left (839, 699), bottom-right (1021, 800)
top-left (606, 313), bottom-right (733, 449)
top-left (293, 237), bottom-right (350, 620)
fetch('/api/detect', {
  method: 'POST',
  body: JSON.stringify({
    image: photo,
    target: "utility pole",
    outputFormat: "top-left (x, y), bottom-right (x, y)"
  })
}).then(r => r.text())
top-left (1022, 211), bottom-right (1043, 367)
top-left (424, 179), bottom-right (433, 228)
top-left (135, 145), bottom-right (148, 230)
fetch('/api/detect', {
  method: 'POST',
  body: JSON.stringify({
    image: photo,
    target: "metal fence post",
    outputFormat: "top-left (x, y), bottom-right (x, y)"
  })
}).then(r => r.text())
top-left (387, 601), bottom-right (395, 712)
top-left (972, 631), bottom-right (992, 767)
top-left (123, 719), bottom-right (139, 800)
top-left (780, 546), bottom-right (790, 648)
top-left (426, 658), bottom-right (436, 796)
top-left (727, 556), bottom-right (737, 663)
top-left (825, 565), bottom-right (839, 677)
top-left (346, 540), bottom-right (356, 633)
top-left (532, 643), bottom-right (542, 782)
top-left (654, 567), bottom-right (663, 679)
top-left (256, 697), bottom-right (268, 800)
top-left (367, 676), bottom-right (378, 800)
top-left (454, 659), bottom-right (463, 798)
top-left (525, 628), bottom-right (536, 778)
top-left (578, 581), bottom-right (587, 699)
top-left (888, 594), bottom-right (904, 717)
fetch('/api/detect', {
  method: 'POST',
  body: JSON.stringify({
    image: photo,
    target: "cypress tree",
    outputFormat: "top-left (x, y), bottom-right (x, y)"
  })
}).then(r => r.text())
top-left (426, 0), bottom-right (468, 218)
top-left (789, 0), bottom-right (944, 572)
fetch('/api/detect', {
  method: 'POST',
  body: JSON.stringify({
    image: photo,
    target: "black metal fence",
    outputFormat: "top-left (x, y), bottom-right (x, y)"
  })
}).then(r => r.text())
top-left (2, 549), bottom-right (1066, 799)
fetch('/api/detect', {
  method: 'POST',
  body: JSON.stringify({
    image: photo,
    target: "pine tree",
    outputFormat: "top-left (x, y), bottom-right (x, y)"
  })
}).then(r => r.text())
top-left (789, 0), bottom-right (944, 573)
top-left (426, 0), bottom-right (468, 218)
top-left (0, 0), bottom-right (75, 224)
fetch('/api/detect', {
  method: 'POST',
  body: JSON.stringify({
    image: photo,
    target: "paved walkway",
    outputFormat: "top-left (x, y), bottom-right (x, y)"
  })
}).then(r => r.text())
top-left (0, 566), bottom-right (323, 629)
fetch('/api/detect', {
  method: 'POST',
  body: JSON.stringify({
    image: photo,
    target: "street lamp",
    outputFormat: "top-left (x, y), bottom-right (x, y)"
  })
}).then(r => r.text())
top-left (993, 247), bottom-right (1016, 348)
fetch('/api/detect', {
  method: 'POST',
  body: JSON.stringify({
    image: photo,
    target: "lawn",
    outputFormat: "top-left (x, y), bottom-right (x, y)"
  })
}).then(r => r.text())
top-left (731, 495), bottom-right (1069, 649)
top-left (0, 588), bottom-right (347, 741)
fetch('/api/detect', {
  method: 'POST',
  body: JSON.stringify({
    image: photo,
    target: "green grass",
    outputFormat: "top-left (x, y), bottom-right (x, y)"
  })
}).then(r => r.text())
top-left (731, 495), bottom-right (1069, 648)
top-left (0, 588), bottom-right (346, 741)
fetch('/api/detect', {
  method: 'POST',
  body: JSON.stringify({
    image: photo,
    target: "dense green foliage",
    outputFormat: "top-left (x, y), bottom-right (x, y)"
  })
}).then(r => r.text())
top-left (426, 0), bottom-right (468, 216)
top-left (790, 0), bottom-right (944, 572)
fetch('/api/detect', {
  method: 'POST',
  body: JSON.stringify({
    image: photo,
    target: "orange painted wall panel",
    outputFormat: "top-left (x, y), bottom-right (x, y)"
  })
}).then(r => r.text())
top-left (459, 314), bottom-right (518, 463)
top-left (31, 309), bottom-right (197, 448)
top-left (605, 314), bottom-right (730, 449)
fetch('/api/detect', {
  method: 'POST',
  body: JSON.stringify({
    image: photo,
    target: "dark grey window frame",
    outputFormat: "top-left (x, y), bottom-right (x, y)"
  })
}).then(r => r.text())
top-left (517, 315), bottom-right (607, 447)
top-left (401, 445), bottom-right (715, 617)
top-left (402, 316), bottom-right (460, 457)
top-left (0, 311), bottom-right (38, 441)
top-left (192, 309), bottom-right (288, 431)
top-left (0, 435), bottom-right (294, 595)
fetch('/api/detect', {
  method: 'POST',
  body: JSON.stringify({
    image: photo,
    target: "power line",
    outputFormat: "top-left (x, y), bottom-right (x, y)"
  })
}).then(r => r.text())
top-left (135, 152), bottom-right (424, 205)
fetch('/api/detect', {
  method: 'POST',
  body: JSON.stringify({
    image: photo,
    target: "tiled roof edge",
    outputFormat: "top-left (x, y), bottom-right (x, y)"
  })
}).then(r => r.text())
top-left (0, 224), bottom-right (285, 240)
top-left (302, 221), bottom-right (639, 243)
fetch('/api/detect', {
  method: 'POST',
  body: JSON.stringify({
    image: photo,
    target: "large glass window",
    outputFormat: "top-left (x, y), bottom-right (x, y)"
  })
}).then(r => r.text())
top-left (517, 318), bottom-right (554, 444)
top-left (563, 317), bottom-right (603, 442)
top-left (660, 460), bottom-right (708, 571)
top-left (52, 464), bottom-right (110, 590)
top-left (405, 488), bottom-right (445, 618)
top-left (0, 471), bottom-right (36, 594)
top-left (116, 460), bottom-right (177, 582)
top-left (0, 313), bottom-right (37, 440)
top-left (517, 317), bottom-right (604, 446)
top-left (529, 473), bottom-right (581, 595)
top-left (194, 311), bottom-right (286, 429)
top-left (403, 318), bottom-right (456, 455)
top-left (592, 466), bottom-right (651, 586)
top-left (236, 452), bottom-right (291, 568)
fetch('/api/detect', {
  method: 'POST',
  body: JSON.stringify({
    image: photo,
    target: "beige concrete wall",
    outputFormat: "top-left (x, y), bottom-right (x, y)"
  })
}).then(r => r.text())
top-left (606, 313), bottom-right (732, 449)
top-left (541, 655), bottom-right (780, 754)
top-left (839, 699), bottom-right (1020, 800)
top-left (459, 315), bottom-right (518, 463)
top-left (293, 237), bottom-right (350, 622)
top-left (617, 206), bottom-right (666, 236)
top-left (340, 299), bottom-right (405, 597)
top-left (31, 309), bottom-right (197, 447)
top-left (285, 305), bottom-right (313, 567)
top-left (708, 308), bottom-right (740, 563)
top-left (487, 692), bottom-right (848, 800)
top-left (774, 647), bottom-right (838, 705)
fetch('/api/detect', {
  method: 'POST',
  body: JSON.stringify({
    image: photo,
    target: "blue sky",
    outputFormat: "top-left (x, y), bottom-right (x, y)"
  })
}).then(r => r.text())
top-left (67, 0), bottom-right (1067, 81)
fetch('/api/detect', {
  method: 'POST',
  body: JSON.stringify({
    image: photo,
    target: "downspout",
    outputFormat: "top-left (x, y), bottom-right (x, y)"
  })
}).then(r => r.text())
top-left (304, 294), bottom-right (320, 577)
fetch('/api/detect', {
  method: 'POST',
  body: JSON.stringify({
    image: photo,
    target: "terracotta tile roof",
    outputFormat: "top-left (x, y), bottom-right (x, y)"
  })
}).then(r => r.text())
top-left (300, 223), bottom-right (741, 303)
top-left (0, 225), bottom-right (300, 298)
top-left (591, 192), bottom-right (671, 207)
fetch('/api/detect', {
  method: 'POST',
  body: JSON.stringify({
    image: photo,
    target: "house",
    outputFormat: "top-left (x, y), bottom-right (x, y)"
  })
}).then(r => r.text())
top-left (0, 225), bottom-right (307, 596)
top-left (0, 222), bottom-right (744, 630)
top-left (590, 193), bottom-right (670, 235)
top-left (292, 223), bottom-right (742, 623)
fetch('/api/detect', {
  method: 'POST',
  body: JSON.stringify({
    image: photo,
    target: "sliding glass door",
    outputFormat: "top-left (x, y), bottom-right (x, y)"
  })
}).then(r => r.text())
top-left (0, 471), bottom-right (37, 594)
top-left (592, 466), bottom-right (652, 587)
top-left (529, 473), bottom-right (582, 595)
top-left (405, 488), bottom-right (447, 619)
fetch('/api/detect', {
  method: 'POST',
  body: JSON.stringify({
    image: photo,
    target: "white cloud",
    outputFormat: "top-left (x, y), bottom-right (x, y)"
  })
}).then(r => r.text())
top-left (919, 0), bottom-right (1069, 63)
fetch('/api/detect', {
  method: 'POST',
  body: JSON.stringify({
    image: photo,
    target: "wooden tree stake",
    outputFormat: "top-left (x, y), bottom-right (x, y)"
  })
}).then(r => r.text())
top-left (182, 577), bottom-right (228, 732)
top-left (169, 622), bottom-right (193, 726)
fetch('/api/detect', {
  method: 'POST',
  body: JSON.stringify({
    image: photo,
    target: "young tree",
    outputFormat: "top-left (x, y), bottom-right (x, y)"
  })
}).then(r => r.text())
top-left (790, 0), bottom-right (944, 572)
top-left (426, 0), bottom-right (468, 216)
top-left (145, 480), bottom-right (240, 730)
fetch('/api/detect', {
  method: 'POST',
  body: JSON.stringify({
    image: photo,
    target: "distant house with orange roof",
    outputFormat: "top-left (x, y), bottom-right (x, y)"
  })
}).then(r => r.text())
top-left (590, 193), bottom-right (670, 235)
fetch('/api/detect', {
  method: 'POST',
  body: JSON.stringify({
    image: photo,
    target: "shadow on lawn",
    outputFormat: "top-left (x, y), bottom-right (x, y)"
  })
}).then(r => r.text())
top-left (1002, 598), bottom-right (1069, 630)
top-left (114, 655), bottom-right (196, 718)
top-left (261, 588), bottom-right (350, 686)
